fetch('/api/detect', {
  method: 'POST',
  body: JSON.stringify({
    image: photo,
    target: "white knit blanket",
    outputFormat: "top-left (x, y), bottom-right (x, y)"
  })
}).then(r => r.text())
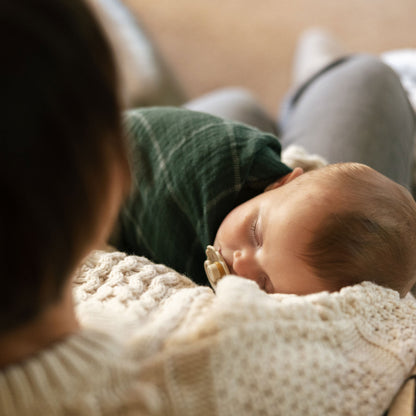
top-left (73, 249), bottom-right (416, 415)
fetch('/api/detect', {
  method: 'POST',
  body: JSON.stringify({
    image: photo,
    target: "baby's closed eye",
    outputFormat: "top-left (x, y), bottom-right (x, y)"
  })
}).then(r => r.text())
top-left (249, 216), bottom-right (263, 247)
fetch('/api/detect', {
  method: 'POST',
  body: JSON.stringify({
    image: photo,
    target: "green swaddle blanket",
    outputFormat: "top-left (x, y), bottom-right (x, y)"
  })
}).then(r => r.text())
top-left (117, 107), bottom-right (291, 285)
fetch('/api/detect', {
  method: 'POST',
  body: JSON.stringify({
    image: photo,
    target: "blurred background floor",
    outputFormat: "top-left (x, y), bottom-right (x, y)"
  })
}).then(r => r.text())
top-left (122, 0), bottom-right (416, 115)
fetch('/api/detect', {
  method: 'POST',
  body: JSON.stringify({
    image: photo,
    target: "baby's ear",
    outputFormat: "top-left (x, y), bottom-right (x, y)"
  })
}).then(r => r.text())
top-left (264, 167), bottom-right (304, 191)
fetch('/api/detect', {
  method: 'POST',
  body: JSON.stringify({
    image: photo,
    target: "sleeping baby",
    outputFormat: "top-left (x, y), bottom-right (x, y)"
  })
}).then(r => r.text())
top-left (113, 107), bottom-right (416, 297)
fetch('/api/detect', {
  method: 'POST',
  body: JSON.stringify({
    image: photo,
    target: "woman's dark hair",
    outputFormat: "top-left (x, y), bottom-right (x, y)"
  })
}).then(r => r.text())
top-left (0, 0), bottom-right (130, 333)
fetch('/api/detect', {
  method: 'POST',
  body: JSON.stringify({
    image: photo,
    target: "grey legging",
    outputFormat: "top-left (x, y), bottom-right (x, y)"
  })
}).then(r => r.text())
top-left (185, 54), bottom-right (416, 189)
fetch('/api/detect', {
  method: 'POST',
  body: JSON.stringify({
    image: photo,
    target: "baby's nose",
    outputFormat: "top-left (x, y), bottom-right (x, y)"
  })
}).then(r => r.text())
top-left (232, 250), bottom-right (259, 281)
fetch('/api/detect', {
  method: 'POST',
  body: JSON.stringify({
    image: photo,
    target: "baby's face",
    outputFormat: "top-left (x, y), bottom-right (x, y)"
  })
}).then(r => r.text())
top-left (213, 170), bottom-right (335, 294)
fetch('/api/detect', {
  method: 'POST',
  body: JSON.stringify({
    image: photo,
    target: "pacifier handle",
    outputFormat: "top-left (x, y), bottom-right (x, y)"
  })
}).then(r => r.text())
top-left (204, 245), bottom-right (230, 289)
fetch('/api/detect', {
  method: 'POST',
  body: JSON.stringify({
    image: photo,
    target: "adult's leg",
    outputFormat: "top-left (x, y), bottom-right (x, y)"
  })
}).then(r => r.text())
top-left (184, 87), bottom-right (278, 135)
top-left (280, 53), bottom-right (416, 189)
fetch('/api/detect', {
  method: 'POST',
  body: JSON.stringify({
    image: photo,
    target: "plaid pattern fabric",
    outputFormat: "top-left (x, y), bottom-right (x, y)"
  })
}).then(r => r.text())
top-left (384, 365), bottom-right (416, 416)
top-left (116, 107), bottom-right (291, 285)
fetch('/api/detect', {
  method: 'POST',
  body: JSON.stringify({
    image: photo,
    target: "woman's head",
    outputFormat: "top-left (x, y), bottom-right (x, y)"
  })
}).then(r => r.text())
top-left (0, 0), bottom-right (131, 333)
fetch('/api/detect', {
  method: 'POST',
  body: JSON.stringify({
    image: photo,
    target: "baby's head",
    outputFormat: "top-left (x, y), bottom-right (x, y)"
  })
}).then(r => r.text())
top-left (213, 163), bottom-right (416, 297)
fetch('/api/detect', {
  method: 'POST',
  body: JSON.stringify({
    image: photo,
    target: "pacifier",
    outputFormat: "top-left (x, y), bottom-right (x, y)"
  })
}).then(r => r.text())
top-left (204, 245), bottom-right (230, 289)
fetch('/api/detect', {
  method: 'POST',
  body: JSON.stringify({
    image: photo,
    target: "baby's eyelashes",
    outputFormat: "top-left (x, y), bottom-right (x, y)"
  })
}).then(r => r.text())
top-left (249, 215), bottom-right (263, 247)
top-left (249, 218), bottom-right (258, 246)
top-left (256, 216), bottom-right (263, 246)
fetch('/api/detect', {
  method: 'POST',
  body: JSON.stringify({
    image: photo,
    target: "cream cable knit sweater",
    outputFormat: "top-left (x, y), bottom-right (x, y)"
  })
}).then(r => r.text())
top-left (1, 248), bottom-right (416, 415)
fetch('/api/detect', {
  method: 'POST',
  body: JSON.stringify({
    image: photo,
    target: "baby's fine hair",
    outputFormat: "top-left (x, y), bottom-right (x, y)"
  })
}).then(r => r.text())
top-left (301, 163), bottom-right (416, 297)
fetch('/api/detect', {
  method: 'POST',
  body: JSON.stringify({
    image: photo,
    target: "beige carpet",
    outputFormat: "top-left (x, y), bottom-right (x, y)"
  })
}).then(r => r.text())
top-left (123, 0), bottom-right (416, 115)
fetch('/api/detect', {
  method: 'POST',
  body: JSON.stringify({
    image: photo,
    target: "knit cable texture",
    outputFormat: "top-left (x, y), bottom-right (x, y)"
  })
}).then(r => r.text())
top-left (73, 250), bottom-right (416, 416)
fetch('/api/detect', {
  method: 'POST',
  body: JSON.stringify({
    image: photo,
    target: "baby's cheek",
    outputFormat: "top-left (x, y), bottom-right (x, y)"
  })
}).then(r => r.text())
top-left (214, 214), bottom-right (232, 244)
